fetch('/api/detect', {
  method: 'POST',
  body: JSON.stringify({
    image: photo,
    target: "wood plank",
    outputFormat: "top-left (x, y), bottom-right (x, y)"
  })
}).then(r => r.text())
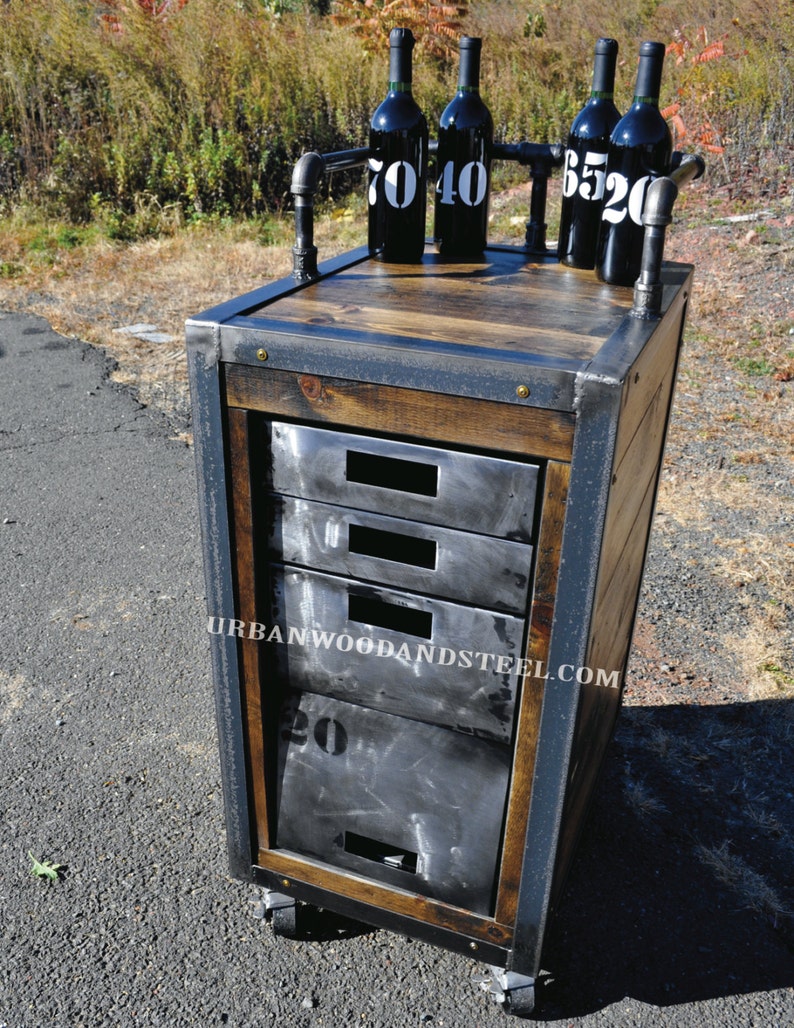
top-left (495, 460), bottom-right (570, 926)
top-left (256, 848), bottom-right (514, 947)
top-left (551, 475), bottom-right (658, 896)
top-left (594, 366), bottom-right (676, 605)
top-left (613, 283), bottom-right (688, 459)
top-left (247, 250), bottom-right (632, 362)
top-left (587, 473), bottom-right (657, 669)
top-left (224, 366), bottom-right (575, 462)
top-left (227, 408), bottom-right (271, 852)
top-left (589, 311), bottom-right (681, 640)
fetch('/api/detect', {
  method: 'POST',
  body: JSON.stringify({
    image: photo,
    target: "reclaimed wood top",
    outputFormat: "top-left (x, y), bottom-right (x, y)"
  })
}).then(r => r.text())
top-left (246, 246), bottom-right (636, 363)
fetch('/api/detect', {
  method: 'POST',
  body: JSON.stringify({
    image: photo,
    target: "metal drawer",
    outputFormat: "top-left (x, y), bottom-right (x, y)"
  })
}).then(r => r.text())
top-left (268, 495), bottom-right (533, 614)
top-left (264, 421), bottom-right (539, 542)
top-left (267, 566), bottom-right (525, 743)
top-left (275, 689), bottom-right (511, 916)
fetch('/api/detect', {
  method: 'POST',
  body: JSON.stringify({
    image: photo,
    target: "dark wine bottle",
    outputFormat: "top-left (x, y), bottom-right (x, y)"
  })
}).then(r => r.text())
top-left (434, 36), bottom-right (493, 256)
top-left (368, 27), bottom-right (429, 263)
top-left (595, 41), bottom-right (673, 285)
top-left (557, 37), bottom-right (620, 269)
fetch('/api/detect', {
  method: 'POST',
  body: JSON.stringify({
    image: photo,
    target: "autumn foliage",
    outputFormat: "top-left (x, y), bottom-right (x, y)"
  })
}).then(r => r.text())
top-left (0, 0), bottom-right (790, 227)
top-left (331, 0), bottom-right (468, 59)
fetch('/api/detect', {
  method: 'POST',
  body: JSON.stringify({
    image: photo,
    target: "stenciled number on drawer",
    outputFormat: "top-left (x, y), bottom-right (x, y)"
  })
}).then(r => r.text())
top-left (282, 709), bottom-right (348, 756)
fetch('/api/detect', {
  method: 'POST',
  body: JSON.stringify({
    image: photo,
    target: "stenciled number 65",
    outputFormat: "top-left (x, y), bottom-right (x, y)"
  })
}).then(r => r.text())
top-left (561, 149), bottom-right (608, 202)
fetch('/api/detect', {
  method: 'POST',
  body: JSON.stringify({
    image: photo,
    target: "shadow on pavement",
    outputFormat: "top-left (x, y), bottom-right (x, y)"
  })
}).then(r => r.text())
top-left (535, 698), bottom-right (794, 1018)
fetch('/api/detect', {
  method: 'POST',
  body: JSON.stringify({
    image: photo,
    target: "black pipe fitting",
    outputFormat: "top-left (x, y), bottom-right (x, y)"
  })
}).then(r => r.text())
top-left (631, 153), bottom-right (706, 319)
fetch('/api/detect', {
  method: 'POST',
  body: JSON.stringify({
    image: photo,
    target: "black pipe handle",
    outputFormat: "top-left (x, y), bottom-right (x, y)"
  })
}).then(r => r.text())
top-left (291, 148), bottom-right (370, 280)
top-left (631, 153), bottom-right (706, 318)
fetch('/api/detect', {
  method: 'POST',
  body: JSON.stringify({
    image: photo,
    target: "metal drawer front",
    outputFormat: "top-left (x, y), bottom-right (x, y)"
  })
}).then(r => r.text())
top-left (268, 566), bottom-right (525, 743)
top-left (268, 495), bottom-right (533, 614)
top-left (264, 421), bottom-right (539, 542)
top-left (275, 690), bottom-right (511, 916)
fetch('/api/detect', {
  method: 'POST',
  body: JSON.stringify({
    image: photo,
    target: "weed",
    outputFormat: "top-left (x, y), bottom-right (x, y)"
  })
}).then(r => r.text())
top-left (331, 0), bottom-right (468, 60)
top-left (0, 0), bottom-right (787, 226)
top-left (28, 852), bottom-right (63, 882)
top-left (623, 771), bottom-right (668, 819)
top-left (697, 841), bottom-right (789, 926)
top-left (733, 356), bottom-right (776, 376)
top-left (760, 661), bottom-right (794, 690)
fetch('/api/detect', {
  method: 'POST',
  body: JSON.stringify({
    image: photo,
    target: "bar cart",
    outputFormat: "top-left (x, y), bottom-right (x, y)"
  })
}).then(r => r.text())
top-left (187, 148), bottom-right (702, 1016)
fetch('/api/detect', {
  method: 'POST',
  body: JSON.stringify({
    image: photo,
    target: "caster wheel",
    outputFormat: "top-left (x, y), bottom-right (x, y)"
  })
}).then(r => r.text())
top-left (503, 983), bottom-right (535, 1018)
top-left (262, 890), bottom-right (299, 938)
top-left (271, 903), bottom-right (298, 938)
top-left (475, 966), bottom-right (536, 1019)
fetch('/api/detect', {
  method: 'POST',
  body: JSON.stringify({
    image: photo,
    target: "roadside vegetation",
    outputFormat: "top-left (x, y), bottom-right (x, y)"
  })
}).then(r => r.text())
top-left (0, 0), bottom-right (791, 237)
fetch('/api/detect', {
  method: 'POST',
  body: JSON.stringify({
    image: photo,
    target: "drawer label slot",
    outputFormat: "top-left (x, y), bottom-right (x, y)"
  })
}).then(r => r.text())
top-left (346, 449), bottom-right (439, 497)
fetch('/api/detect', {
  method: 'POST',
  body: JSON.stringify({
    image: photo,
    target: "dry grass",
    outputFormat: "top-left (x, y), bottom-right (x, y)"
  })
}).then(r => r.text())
top-left (697, 841), bottom-right (790, 926)
top-left (0, 210), bottom-right (366, 417)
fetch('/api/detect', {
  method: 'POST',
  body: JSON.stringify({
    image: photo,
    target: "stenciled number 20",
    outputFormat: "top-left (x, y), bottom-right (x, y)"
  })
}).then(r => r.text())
top-left (282, 709), bottom-right (348, 756)
top-left (563, 149), bottom-right (652, 227)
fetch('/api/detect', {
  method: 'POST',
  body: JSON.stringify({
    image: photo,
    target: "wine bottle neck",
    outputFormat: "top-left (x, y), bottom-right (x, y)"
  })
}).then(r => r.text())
top-left (633, 41), bottom-right (665, 105)
top-left (458, 36), bottom-right (482, 91)
top-left (591, 37), bottom-right (618, 96)
top-left (388, 28), bottom-right (414, 89)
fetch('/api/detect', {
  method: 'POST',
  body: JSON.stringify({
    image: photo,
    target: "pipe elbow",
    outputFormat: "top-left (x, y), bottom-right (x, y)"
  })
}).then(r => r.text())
top-left (643, 177), bottom-right (679, 228)
top-left (291, 152), bottom-right (325, 198)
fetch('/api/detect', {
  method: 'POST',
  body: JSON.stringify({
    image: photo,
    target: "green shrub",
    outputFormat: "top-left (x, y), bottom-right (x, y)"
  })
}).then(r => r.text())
top-left (0, 0), bottom-right (790, 227)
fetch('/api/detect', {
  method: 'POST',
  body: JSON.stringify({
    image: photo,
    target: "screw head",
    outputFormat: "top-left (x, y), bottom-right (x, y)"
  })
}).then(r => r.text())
top-left (256, 348), bottom-right (268, 361)
top-left (516, 384), bottom-right (530, 399)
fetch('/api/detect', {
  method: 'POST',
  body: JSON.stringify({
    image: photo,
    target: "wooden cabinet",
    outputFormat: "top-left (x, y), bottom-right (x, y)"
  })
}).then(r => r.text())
top-left (187, 242), bottom-right (692, 1008)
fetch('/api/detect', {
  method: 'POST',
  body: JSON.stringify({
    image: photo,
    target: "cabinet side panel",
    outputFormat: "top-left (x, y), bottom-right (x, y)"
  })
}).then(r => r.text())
top-left (550, 302), bottom-right (687, 908)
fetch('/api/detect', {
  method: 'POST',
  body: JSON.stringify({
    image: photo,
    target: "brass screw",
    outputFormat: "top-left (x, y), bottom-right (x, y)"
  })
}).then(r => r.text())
top-left (516, 384), bottom-right (530, 399)
top-left (469, 941), bottom-right (479, 951)
top-left (281, 878), bottom-right (290, 888)
top-left (256, 348), bottom-right (268, 361)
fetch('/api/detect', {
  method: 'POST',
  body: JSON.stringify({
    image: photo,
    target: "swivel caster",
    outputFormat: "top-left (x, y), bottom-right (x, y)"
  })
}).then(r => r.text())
top-left (475, 966), bottom-right (536, 1018)
top-left (263, 890), bottom-right (299, 939)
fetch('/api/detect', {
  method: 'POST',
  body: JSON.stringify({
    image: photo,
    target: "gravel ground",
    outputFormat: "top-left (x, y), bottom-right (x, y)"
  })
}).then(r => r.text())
top-left (1, 191), bottom-right (793, 1025)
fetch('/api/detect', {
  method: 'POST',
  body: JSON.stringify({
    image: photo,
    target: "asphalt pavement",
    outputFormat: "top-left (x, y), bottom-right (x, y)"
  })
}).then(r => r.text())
top-left (1, 312), bottom-right (792, 1027)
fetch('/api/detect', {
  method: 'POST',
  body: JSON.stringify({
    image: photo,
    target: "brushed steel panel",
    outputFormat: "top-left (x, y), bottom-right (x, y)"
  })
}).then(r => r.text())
top-left (268, 566), bottom-right (526, 743)
top-left (268, 495), bottom-right (533, 614)
top-left (264, 421), bottom-right (539, 542)
top-left (275, 690), bottom-right (511, 915)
